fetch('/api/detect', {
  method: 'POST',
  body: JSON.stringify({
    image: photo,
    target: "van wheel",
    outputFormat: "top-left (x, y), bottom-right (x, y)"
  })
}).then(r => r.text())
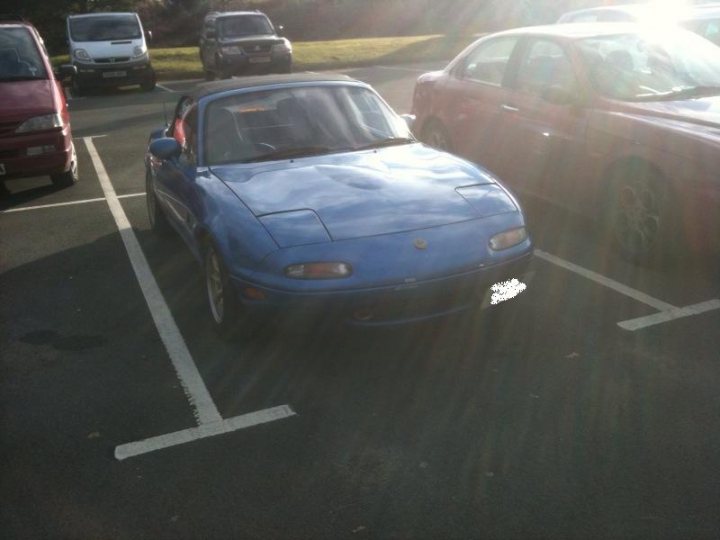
top-left (71, 76), bottom-right (85, 97)
top-left (51, 143), bottom-right (78, 188)
top-left (140, 71), bottom-right (156, 92)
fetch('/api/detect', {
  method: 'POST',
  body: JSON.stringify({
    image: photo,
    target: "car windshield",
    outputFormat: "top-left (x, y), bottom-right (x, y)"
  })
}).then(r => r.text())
top-left (219, 15), bottom-right (273, 38)
top-left (204, 85), bottom-right (414, 165)
top-left (69, 15), bottom-right (141, 42)
top-left (0, 27), bottom-right (47, 81)
top-left (578, 29), bottom-right (720, 101)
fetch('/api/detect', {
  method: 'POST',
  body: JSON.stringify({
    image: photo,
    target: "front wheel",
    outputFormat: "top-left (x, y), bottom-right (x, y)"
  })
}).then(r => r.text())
top-left (140, 70), bottom-right (156, 92)
top-left (51, 142), bottom-right (78, 188)
top-left (608, 166), bottom-right (675, 263)
top-left (205, 244), bottom-right (244, 339)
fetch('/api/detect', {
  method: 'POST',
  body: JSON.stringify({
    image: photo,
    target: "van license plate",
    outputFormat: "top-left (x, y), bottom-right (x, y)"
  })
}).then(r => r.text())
top-left (103, 71), bottom-right (127, 78)
top-left (0, 164), bottom-right (5, 175)
top-left (249, 56), bottom-right (271, 63)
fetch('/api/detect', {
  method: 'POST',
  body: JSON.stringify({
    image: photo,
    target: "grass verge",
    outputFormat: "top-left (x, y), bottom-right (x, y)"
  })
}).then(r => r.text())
top-left (51, 34), bottom-right (476, 80)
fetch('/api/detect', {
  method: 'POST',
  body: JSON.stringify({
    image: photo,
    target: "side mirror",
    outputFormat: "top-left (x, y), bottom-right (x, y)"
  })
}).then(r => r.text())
top-left (277, 24), bottom-right (285, 36)
top-left (145, 29), bottom-right (153, 42)
top-left (399, 114), bottom-right (416, 132)
top-left (540, 85), bottom-right (577, 106)
top-left (149, 137), bottom-right (182, 160)
top-left (54, 64), bottom-right (77, 80)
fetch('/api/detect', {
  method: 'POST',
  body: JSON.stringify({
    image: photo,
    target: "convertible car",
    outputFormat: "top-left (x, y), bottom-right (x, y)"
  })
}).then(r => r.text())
top-left (145, 74), bottom-right (532, 337)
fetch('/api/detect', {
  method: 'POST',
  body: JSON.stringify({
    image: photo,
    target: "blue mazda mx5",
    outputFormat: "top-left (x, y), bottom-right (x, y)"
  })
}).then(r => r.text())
top-left (145, 73), bottom-right (533, 337)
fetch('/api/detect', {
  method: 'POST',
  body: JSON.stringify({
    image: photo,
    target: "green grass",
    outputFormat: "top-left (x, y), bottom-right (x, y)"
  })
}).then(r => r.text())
top-left (51, 34), bottom-right (476, 80)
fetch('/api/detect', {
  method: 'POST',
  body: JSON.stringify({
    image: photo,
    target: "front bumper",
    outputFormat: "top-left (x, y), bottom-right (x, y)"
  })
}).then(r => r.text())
top-left (0, 127), bottom-right (72, 180)
top-left (73, 58), bottom-right (155, 87)
top-left (230, 252), bottom-right (533, 327)
top-left (219, 52), bottom-right (292, 75)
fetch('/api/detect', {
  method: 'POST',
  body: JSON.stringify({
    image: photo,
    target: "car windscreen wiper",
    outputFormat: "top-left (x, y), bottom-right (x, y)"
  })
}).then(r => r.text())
top-left (242, 145), bottom-right (336, 163)
top-left (639, 85), bottom-right (720, 101)
top-left (354, 137), bottom-right (416, 151)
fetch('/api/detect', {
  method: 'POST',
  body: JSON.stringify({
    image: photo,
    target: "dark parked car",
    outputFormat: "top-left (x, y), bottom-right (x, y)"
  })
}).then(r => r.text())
top-left (0, 17), bottom-right (78, 188)
top-left (412, 23), bottom-right (720, 261)
top-left (145, 74), bottom-right (532, 337)
top-left (199, 11), bottom-right (292, 80)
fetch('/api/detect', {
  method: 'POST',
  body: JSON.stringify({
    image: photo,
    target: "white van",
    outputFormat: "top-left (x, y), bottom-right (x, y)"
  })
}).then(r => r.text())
top-left (66, 12), bottom-right (155, 95)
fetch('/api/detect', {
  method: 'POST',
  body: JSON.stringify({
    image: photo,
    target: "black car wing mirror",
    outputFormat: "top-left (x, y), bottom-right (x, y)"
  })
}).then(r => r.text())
top-left (54, 64), bottom-right (77, 80)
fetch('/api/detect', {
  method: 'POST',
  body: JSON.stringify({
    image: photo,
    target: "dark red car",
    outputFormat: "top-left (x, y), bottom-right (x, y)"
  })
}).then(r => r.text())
top-left (412, 23), bottom-right (720, 261)
top-left (0, 18), bottom-right (78, 188)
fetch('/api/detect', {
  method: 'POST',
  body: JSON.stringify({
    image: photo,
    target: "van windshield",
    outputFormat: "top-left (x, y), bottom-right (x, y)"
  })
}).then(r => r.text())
top-left (0, 27), bottom-right (47, 81)
top-left (69, 15), bottom-right (141, 42)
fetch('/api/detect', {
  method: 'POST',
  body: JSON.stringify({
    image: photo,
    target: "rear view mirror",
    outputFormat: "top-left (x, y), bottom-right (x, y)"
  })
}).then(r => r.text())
top-left (149, 138), bottom-right (182, 160)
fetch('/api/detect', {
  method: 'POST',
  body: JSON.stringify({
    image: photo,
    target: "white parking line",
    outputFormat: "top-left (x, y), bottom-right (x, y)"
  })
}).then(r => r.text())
top-left (155, 83), bottom-right (175, 93)
top-left (617, 299), bottom-right (720, 331)
top-left (115, 405), bottom-right (295, 460)
top-left (0, 192), bottom-right (144, 214)
top-left (83, 137), bottom-right (295, 459)
top-left (534, 249), bottom-right (676, 311)
top-left (535, 249), bottom-right (720, 331)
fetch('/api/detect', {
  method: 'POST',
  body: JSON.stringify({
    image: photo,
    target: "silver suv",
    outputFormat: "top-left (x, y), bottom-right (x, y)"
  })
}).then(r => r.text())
top-left (199, 11), bottom-right (292, 80)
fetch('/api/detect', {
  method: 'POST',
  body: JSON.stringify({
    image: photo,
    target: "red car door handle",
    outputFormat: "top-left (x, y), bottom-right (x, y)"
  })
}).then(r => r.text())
top-left (501, 104), bottom-right (520, 112)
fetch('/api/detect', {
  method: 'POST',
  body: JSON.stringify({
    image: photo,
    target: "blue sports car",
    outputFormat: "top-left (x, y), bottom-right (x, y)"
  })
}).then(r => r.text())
top-left (145, 73), bottom-right (533, 337)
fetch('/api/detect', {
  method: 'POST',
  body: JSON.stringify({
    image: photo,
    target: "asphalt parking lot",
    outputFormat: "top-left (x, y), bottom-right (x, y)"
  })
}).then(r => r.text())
top-left (2, 61), bottom-right (720, 539)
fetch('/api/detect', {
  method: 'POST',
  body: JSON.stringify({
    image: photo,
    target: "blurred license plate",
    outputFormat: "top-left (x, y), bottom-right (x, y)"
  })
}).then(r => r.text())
top-left (102, 71), bottom-right (127, 78)
top-left (249, 56), bottom-right (271, 63)
top-left (0, 163), bottom-right (5, 175)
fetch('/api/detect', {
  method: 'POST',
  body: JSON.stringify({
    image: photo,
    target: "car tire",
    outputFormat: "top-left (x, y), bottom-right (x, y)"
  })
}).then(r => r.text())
top-left (146, 169), bottom-right (172, 235)
top-left (71, 75), bottom-right (85, 97)
top-left (422, 120), bottom-right (453, 152)
top-left (204, 243), bottom-right (253, 340)
top-left (140, 71), bottom-right (156, 92)
top-left (607, 163), bottom-right (678, 264)
top-left (51, 142), bottom-right (78, 188)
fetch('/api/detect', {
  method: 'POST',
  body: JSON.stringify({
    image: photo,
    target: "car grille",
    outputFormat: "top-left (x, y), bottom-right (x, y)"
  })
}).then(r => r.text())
top-left (94, 57), bottom-right (131, 64)
top-left (241, 43), bottom-right (272, 54)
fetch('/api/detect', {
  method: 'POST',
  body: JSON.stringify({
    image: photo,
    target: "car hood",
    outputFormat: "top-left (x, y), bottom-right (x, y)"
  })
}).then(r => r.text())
top-left (0, 79), bottom-right (58, 119)
top-left (219, 35), bottom-right (282, 45)
top-left (619, 96), bottom-right (720, 130)
top-left (211, 144), bottom-right (517, 241)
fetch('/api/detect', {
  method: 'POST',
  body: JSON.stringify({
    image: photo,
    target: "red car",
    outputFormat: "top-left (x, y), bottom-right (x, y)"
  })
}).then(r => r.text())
top-left (0, 17), bottom-right (78, 188)
top-left (412, 23), bottom-right (720, 261)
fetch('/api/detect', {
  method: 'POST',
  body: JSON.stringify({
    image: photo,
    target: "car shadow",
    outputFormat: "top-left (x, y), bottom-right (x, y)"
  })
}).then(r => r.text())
top-left (0, 182), bottom-right (63, 210)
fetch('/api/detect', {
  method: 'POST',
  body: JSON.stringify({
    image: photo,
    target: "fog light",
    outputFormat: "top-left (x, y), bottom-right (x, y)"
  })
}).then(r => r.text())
top-left (242, 287), bottom-right (266, 300)
top-left (26, 145), bottom-right (56, 156)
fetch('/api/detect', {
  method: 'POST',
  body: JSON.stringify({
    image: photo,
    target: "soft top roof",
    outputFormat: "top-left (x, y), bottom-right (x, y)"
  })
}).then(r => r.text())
top-left (190, 73), bottom-right (358, 101)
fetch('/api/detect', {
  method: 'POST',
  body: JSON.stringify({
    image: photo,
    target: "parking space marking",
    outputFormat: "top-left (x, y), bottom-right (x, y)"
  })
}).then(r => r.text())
top-left (115, 405), bottom-right (295, 460)
top-left (534, 249), bottom-right (676, 311)
top-left (0, 192), bottom-right (143, 214)
top-left (535, 249), bottom-right (719, 331)
top-left (155, 83), bottom-right (175, 93)
top-left (83, 137), bottom-right (296, 459)
top-left (617, 299), bottom-right (720, 331)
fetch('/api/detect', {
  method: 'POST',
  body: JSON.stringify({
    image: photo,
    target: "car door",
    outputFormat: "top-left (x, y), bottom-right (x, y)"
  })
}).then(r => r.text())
top-left (494, 37), bottom-right (590, 202)
top-left (438, 35), bottom-right (522, 179)
top-left (155, 97), bottom-right (200, 246)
